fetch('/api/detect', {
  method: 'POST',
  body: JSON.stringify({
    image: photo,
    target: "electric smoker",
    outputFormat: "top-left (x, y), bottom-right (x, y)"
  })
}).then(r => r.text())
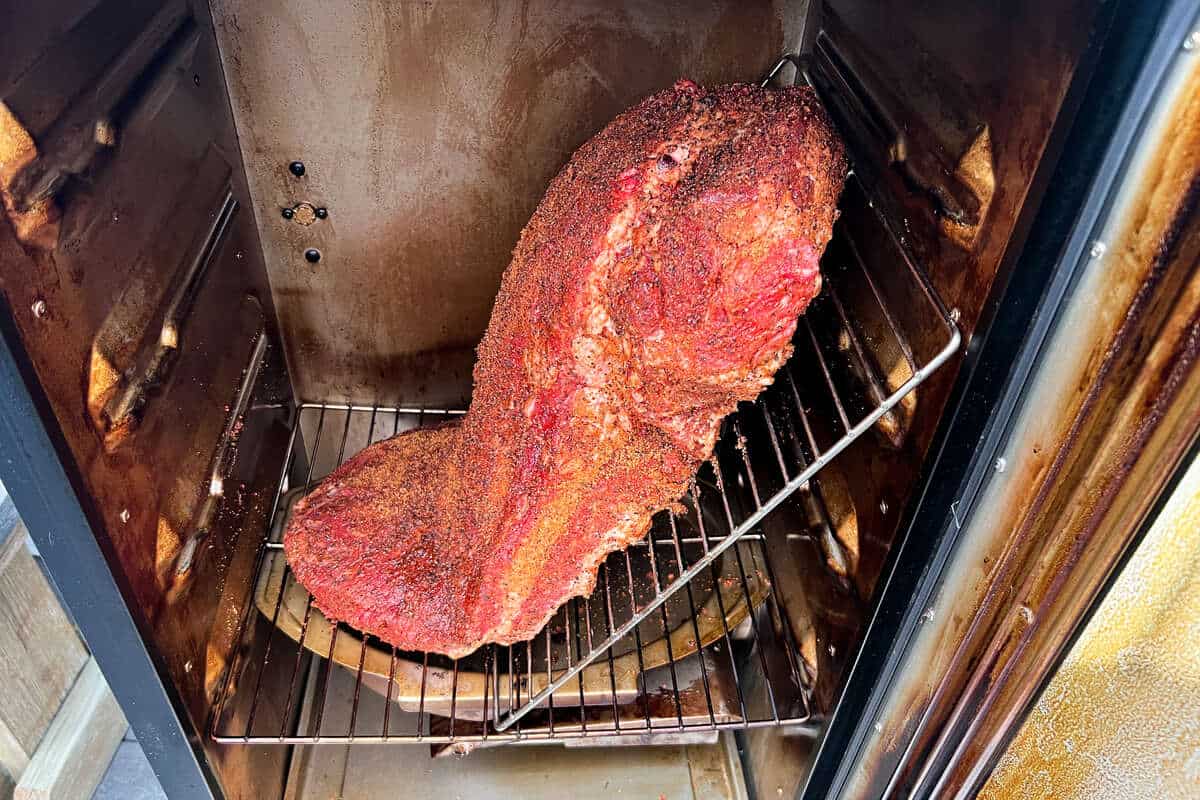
top-left (1, 1), bottom-right (1197, 797)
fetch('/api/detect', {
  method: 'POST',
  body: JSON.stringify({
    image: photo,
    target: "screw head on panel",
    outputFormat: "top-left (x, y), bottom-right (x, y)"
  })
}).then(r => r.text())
top-left (31, 299), bottom-right (47, 318)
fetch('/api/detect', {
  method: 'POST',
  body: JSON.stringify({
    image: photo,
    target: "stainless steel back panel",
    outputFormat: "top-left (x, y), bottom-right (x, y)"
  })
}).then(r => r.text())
top-left (208, 0), bottom-right (807, 406)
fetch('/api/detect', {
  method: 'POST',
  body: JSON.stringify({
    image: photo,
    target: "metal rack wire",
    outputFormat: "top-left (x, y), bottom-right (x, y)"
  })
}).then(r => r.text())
top-left (208, 57), bottom-right (961, 744)
top-left (481, 161), bottom-right (962, 730)
top-left (211, 404), bottom-right (820, 744)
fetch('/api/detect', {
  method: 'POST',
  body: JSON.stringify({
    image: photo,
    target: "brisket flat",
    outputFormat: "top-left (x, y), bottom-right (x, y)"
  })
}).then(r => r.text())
top-left (285, 80), bottom-right (845, 658)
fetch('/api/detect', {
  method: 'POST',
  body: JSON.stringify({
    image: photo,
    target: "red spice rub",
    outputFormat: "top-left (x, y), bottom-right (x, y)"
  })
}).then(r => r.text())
top-left (285, 80), bottom-right (845, 657)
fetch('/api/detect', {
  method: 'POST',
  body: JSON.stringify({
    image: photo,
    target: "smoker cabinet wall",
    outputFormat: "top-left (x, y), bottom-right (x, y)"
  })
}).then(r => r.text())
top-left (811, 2), bottom-right (1200, 797)
top-left (1, 1), bottom-right (293, 798)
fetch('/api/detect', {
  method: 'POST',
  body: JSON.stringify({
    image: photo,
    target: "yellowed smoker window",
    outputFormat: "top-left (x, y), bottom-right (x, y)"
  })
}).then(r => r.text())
top-left (981, 455), bottom-right (1200, 799)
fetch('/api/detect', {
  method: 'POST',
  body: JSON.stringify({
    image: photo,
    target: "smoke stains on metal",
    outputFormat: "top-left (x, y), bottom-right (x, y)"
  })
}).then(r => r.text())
top-left (208, 0), bottom-right (789, 404)
top-left (876, 57), bottom-right (1200, 799)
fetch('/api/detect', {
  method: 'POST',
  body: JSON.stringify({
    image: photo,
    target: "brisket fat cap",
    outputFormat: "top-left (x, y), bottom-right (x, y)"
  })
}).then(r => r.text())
top-left (285, 79), bottom-right (846, 658)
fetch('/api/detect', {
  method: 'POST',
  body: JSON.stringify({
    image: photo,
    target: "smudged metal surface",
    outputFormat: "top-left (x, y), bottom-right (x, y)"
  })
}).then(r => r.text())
top-left (0, 1), bottom-right (294, 796)
top-left (207, 0), bottom-right (803, 406)
top-left (980, 453), bottom-right (1200, 799)
top-left (849, 43), bottom-right (1200, 800)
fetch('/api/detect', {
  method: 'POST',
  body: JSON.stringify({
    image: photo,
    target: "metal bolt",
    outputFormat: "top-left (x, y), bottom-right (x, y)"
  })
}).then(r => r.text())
top-left (192, 73), bottom-right (201, 86)
top-left (1017, 603), bottom-right (1035, 624)
top-left (235, 250), bottom-right (244, 260)
top-left (995, 456), bottom-right (1007, 473)
top-left (1089, 241), bottom-right (1107, 258)
top-left (290, 203), bottom-right (318, 226)
top-left (314, 206), bottom-right (328, 219)
top-left (119, 508), bottom-right (130, 524)
top-left (304, 248), bottom-right (321, 263)
top-left (31, 299), bottom-right (47, 318)
top-left (949, 307), bottom-right (962, 324)
top-left (281, 207), bottom-right (295, 219)
top-left (879, 499), bottom-right (889, 515)
top-left (288, 161), bottom-right (306, 177)
top-left (920, 608), bottom-right (935, 623)
top-left (1184, 30), bottom-right (1200, 51)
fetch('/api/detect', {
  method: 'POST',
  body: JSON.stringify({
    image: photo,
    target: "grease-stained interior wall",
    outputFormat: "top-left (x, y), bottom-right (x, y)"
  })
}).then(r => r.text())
top-left (210, 0), bottom-right (803, 405)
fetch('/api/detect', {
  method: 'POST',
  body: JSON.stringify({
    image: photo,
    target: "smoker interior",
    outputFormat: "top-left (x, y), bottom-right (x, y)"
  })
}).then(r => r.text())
top-left (207, 168), bottom-right (959, 746)
top-left (0, 1), bottom-right (1103, 797)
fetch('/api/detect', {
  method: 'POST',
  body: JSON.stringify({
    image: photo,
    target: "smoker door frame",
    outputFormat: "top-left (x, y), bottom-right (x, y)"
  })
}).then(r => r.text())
top-left (801, 0), bottom-right (1195, 796)
top-left (0, 301), bottom-right (217, 800)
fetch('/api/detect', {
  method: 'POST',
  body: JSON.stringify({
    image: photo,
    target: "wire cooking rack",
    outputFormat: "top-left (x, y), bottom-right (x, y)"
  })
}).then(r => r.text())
top-left (211, 399), bottom-right (817, 744)
top-left (209, 57), bottom-right (961, 744)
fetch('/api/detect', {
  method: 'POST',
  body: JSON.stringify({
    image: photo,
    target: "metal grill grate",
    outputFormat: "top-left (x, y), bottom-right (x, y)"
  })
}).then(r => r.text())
top-left (209, 58), bottom-right (961, 743)
top-left (211, 405), bottom-right (823, 744)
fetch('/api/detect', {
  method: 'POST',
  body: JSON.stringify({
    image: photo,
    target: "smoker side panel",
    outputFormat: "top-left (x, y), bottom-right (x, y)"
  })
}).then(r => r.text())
top-left (0, 2), bottom-right (294, 797)
top-left (797, 1), bottom-right (1191, 797)
top-left (738, 2), bottom-right (1106, 797)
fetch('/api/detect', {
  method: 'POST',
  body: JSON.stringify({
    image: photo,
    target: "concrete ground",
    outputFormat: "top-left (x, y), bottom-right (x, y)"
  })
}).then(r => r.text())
top-left (93, 730), bottom-right (165, 800)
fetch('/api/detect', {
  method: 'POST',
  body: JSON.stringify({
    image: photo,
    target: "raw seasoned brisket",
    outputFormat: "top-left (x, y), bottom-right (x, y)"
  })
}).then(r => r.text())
top-left (285, 80), bottom-right (846, 658)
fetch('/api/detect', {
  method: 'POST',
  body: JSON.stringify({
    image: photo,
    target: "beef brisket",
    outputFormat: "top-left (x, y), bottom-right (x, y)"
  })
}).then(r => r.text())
top-left (284, 80), bottom-right (846, 658)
